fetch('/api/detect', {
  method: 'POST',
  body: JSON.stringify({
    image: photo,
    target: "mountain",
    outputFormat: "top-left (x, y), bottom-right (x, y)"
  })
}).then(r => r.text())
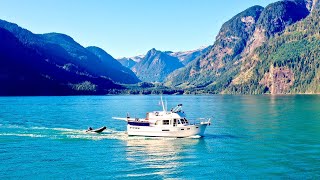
top-left (116, 54), bottom-right (144, 69)
top-left (86, 46), bottom-right (140, 83)
top-left (118, 46), bottom-right (210, 80)
top-left (225, 3), bottom-right (320, 94)
top-left (117, 57), bottom-right (137, 69)
top-left (168, 46), bottom-right (212, 65)
top-left (166, 0), bottom-right (317, 94)
top-left (0, 27), bottom-right (121, 95)
top-left (166, 5), bottom-right (265, 88)
top-left (129, 55), bottom-right (145, 62)
top-left (132, 48), bottom-right (184, 82)
top-left (0, 19), bottom-right (139, 84)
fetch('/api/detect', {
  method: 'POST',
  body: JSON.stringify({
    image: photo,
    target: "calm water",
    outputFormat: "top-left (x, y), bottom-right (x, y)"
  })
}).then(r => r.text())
top-left (0, 95), bottom-right (320, 179)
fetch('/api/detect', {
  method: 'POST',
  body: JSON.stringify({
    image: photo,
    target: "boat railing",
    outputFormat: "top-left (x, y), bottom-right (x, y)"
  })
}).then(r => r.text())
top-left (190, 118), bottom-right (211, 125)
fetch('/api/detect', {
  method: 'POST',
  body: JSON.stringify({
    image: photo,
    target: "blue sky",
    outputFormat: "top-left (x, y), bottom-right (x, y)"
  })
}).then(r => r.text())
top-left (0, 0), bottom-right (278, 58)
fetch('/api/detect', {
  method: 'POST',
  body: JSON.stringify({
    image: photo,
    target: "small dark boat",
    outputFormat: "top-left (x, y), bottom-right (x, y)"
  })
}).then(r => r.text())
top-left (86, 126), bottom-right (106, 133)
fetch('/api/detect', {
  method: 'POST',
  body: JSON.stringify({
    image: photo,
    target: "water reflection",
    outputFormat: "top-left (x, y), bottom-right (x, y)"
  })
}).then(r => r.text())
top-left (125, 137), bottom-right (200, 178)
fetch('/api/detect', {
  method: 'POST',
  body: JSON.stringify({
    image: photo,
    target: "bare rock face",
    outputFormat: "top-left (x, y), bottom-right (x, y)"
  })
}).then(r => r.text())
top-left (260, 66), bottom-right (294, 94)
top-left (243, 27), bottom-right (267, 57)
top-left (312, 0), bottom-right (320, 10)
top-left (165, 6), bottom-right (264, 88)
top-left (305, 0), bottom-right (314, 11)
top-left (232, 26), bottom-right (267, 84)
top-left (241, 16), bottom-right (256, 32)
top-left (196, 6), bottom-right (264, 74)
top-left (231, 0), bottom-right (311, 86)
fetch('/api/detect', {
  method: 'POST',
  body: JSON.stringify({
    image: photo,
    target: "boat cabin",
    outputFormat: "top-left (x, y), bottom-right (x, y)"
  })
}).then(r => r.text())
top-left (145, 111), bottom-right (189, 126)
top-left (127, 104), bottom-right (191, 127)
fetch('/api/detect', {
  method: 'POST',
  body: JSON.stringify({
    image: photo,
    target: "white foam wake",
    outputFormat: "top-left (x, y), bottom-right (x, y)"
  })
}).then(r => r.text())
top-left (0, 124), bottom-right (127, 141)
top-left (0, 124), bottom-right (202, 141)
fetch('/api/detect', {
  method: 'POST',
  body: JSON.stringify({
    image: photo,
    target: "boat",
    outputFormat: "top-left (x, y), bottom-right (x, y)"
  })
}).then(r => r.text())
top-left (85, 126), bottom-right (107, 133)
top-left (113, 98), bottom-right (211, 138)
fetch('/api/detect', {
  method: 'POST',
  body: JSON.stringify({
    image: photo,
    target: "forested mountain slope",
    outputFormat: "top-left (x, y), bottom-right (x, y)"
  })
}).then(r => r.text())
top-left (166, 0), bottom-right (318, 94)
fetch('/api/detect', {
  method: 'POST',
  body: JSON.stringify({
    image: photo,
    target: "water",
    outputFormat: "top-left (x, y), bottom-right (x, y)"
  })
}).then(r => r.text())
top-left (0, 95), bottom-right (320, 179)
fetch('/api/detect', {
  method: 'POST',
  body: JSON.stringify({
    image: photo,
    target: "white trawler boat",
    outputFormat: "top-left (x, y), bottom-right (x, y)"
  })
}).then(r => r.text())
top-left (113, 98), bottom-right (211, 138)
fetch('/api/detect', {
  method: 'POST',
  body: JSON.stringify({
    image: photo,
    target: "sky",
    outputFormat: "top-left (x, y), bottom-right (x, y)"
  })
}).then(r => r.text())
top-left (0, 0), bottom-right (278, 58)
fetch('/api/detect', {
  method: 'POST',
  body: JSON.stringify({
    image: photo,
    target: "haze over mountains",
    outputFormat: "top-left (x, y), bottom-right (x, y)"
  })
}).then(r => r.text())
top-left (131, 48), bottom-right (184, 82)
top-left (117, 57), bottom-right (137, 69)
top-left (0, 0), bottom-right (319, 95)
top-left (167, 46), bottom-right (212, 66)
top-left (118, 46), bottom-right (211, 82)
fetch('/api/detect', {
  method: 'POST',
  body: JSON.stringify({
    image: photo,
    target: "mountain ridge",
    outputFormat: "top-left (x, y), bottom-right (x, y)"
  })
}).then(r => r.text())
top-left (0, 19), bottom-right (140, 85)
top-left (0, 27), bottom-right (121, 95)
top-left (132, 48), bottom-right (184, 82)
top-left (165, 0), bottom-right (318, 94)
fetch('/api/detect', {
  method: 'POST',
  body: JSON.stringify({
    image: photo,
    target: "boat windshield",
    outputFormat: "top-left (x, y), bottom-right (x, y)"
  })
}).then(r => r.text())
top-left (180, 118), bottom-right (188, 124)
top-left (180, 118), bottom-right (189, 124)
top-left (184, 118), bottom-right (189, 124)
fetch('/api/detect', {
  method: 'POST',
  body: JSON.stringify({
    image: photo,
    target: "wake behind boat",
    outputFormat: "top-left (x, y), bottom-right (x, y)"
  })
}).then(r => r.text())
top-left (113, 98), bottom-right (211, 138)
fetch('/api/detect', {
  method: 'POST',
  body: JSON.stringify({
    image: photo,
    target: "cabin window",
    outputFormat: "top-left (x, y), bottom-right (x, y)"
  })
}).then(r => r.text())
top-left (178, 119), bottom-right (181, 124)
top-left (163, 120), bottom-right (170, 125)
top-left (181, 119), bottom-right (185, 124)
top-left (173, 119), bottom-right (177, 126)
top-left (184, 118), bottom-right (189, 124)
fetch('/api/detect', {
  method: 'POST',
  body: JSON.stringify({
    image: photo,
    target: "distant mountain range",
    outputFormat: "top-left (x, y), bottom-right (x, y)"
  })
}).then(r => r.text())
top-left (1, 0), bottom-right (319, 95)
top-left (117, 57), bottom-right (137, 69)
top-left (131, 48), bottom-right (184, 82)
top-left (166, 46), bottom-right (212, 65)
top-left (117, 46), bottom-right (211, 82)
top-left (117, 54), bottom-right (144, 69)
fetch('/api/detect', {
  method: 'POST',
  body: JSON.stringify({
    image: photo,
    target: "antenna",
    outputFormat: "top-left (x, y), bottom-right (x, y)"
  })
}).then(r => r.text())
top-left (160, 95), bottom-right (166, 112)
top-left (165, 98), bottom-right (168, 112)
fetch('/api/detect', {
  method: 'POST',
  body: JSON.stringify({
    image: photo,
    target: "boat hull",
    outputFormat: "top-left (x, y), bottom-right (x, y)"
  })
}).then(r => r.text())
top-left (127, 124), bottom-right (208, 138)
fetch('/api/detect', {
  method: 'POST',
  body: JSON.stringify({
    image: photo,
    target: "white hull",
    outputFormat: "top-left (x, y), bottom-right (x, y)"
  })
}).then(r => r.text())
top-left (127, 124), bottom-right (208, 138)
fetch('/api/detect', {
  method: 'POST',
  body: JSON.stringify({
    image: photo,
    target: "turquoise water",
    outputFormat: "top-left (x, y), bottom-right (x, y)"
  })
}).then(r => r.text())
top-left (0, 95), bottom-right (320, 179)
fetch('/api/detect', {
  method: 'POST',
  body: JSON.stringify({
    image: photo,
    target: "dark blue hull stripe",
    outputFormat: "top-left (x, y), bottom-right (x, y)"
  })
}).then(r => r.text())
top-left (128, 122), bottom-right (150, 126)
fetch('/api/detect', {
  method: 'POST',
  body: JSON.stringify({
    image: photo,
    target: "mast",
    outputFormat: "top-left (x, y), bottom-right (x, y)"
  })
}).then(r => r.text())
top-left (165, 98), bottom-right (168, 112)
top-left (160, 95), bottom-right (166, 112)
